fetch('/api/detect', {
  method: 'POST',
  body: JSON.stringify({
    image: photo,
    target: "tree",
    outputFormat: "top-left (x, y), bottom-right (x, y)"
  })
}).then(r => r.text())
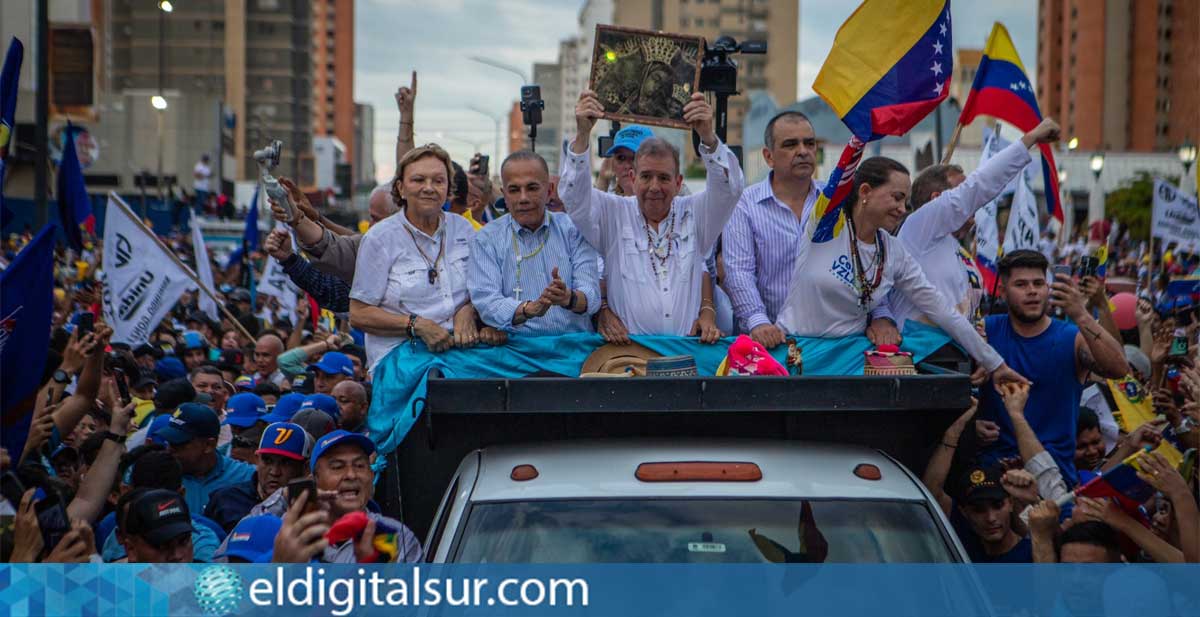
top-left (1105, 171), bottom-right (1179, 242)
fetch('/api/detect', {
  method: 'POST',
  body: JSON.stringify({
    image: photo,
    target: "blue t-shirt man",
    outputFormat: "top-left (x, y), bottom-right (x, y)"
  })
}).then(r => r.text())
top-left (979, 315), bottom-right (1084, 484)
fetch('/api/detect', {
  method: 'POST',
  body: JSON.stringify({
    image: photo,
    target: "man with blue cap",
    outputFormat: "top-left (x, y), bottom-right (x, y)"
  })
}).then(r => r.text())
top-left (214, 514), bottom-right (282, 563)
top-left (271, 430), bottom-right (422, 563)
top-left (308, 351), bottom-right (355, 395)
top-left (598, 125), bottom-right (654, 197)
top-left (157, 402), bottom-right (254, 514)
top-left (221, 392), bottom-right (269, 463)
top-left (205, 421), bottom-right (313, 532)
top-left (260, 392), bottom-right (306, 425)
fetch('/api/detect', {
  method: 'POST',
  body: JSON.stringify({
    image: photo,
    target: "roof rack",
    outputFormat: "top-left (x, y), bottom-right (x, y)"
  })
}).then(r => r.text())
top-left (378, 346), bottom-right (972, 539)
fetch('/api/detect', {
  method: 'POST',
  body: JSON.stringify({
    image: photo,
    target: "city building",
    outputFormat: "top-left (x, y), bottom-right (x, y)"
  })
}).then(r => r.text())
top-left (532, 62), bottom-right (563, 170)
top-left (508, 102), bottom-right (525, 159)
top-left (949, 48), bottom-right (984, 147)
top-left (101, 0), bottom-right (315, 189)
top-left (558, 0), bottom-right (614, 148)
top-left (311, 0), bottom-right (355, 191)
top-left (1037, 0), bottom-right (1198, 152)
top-left (353, 102), bottom-right (376, 189)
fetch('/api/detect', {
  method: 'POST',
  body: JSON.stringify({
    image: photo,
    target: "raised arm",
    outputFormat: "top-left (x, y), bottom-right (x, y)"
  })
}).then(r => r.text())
top-left (395, 72), bottom-right (417, 166)
top-left (1051, 278), bottom-right (1128, 380)
top-left (921, 403), bottom-right (976, 516)
top-left (561, 90), bottom-right (625, 250)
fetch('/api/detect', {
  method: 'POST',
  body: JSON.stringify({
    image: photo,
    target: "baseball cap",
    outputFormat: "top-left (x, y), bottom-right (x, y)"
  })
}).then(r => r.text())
top-left (955, 465), bottom-right (1008, 504)
top-left (257, 422), bottom-right (314, 461)
top-left (604, 124), bottom-right (654, 156)
top-left (144, 414), bottom-right (174, 446)
top-left (124, 489), bottom-right (193, 545)
top-left (289, 408), bottom-right (337, 440)
top-left (156, 403), bottom-right (221, 445)
top-left (155, 357), bottom-right (187, 381)
top-left (299, 394), bottom-right (340, 421)
top-left (131, 369), bottom-right (158, 390)
top-left (309, 352), bottom-right (354, 377)
top-left (262, 392), bottom-right (306, 424)
top-left (214, 514), bottom-right (281, 563)
top-left (50, 444), bottom-right (80, 464)
top-left (153, 378), bottom-right (196, 412)
top-left (229, 288), bottom-right (252, 303)
top-left (222, 392), bottom-right (268, 428)
top-left (233, 375), bottom-right (255, 391)
top-left (133, 343), bottom-right (162, 360)
top-left (180, 331), bottom-right (207, 350)
top-left (310, 429), bottom-right (375, 472)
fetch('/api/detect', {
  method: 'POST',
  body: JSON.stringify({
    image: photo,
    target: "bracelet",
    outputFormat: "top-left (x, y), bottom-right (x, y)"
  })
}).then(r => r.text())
top-left (102, 431), bottom-right (127, 445)
top-left (565, 290), bottom-right (578, 311)
top-left (699, 305), bottom-right (716, 316)
top-left (520, 303), bottom-right (530, 319)
top-left (941, 441), bottom-right (957, 449)
top-left (406, 314), bottom-right (417, 341)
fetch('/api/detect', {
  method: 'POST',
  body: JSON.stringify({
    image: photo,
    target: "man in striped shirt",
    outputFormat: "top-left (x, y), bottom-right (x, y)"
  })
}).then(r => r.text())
top-left (723, 111), bottom-right (900, 347)
top-left (467, 151), bottom-right (600, 335)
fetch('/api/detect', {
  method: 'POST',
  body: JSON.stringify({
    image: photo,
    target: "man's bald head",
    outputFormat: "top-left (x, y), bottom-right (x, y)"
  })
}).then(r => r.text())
top-left (331, 380), bottom-right (369, 430)
top-left (254, 334), bottom-right (284, 376)
top-left (368, 185), bottom-right (399, 225)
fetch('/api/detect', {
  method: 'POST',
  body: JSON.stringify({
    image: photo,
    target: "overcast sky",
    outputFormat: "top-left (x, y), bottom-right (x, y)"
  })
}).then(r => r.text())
top-left (354, 0), bottom-right (1037, 183)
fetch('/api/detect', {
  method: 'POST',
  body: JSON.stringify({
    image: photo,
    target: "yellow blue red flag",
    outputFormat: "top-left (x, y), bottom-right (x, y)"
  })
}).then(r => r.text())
top-left (958, 23), bottom-right (1062, 224)
top-left (809, 0), bottom-right (953, 242)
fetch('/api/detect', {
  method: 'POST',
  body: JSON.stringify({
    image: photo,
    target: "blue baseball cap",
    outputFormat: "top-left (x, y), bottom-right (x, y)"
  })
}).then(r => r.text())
top-left (261, 392), bottom-right (306, 424)
top-left (214, 514), bottom-right (282, 563)
top-left (145, 414), bottom-right (174, 445)
top-left (310, 429), bottom-right (375, 472)
top-left (309, 351), bottom-right (354, 377)
top-left (257, 422), bottom-right (314, 461)
top-left (156, 403), bottom-right (221, 445)
top-left (155, 357), bottom-right (187, 381)
top-left (604, 124), bottom-right (654, 156)
top-left (181, 331), bottom-right (206, 350)
top-left (222, 392), bottom-right (268, 428)
top-left (299, 394), bottom-right (340, 421)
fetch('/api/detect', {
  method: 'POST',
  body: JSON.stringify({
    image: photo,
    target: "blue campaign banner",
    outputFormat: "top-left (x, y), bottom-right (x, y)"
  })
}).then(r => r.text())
top-left (1, 564), bottom-right (1198, 616)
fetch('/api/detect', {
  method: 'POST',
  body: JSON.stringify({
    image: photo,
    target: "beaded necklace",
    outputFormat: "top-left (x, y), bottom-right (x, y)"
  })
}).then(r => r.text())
top-left (845, 214), bottom-right (886, 311)
top-left (645, 208), bottom-right (676, 281)
top-left (511, 214), bottom-right (550, 300)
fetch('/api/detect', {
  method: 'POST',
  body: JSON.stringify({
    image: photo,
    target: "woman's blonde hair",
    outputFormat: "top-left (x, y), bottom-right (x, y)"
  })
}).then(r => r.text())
top-left (391, 143), bottom-right (454, 207)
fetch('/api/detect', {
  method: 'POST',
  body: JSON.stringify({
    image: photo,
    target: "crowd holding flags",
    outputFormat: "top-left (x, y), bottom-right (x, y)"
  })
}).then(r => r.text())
top-left (809, 0), bottom-right (953, 242)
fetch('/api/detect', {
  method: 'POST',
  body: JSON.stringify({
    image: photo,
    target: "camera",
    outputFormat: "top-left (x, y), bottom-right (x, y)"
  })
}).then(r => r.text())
top-left (692, 36), bottom-right (765, 165)
top-left (1077, 256), bottom-right (1099, 279)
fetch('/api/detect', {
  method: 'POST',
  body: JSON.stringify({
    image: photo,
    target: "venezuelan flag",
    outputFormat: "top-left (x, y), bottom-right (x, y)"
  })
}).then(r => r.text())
top-left (958, 23), bottom-right (1063, 224)
top-left (809, 0), bottom-right (953, 242)
top-left (1071, 447), bottom-right (1157, 516)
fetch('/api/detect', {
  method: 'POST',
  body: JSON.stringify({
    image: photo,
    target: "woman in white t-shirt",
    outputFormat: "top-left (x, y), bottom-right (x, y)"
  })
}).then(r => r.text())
top-left (349, 144), bottom-right (504, 369)
top-left (776, 156), bottom-right (1026, 384)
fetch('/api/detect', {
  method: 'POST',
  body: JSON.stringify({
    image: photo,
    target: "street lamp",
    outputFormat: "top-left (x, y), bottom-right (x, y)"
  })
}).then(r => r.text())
top-left (1180, 141), bottom-right (1197, 174)
top-left (158, 0), bottom-right (173, 12)
top-left (1067, 137), bottom-right (1079, 151)
top-left (156, 0), bottom-right (170, 203)
top-left (466, 105), bottom-right (503, 163)
top-left (1089, 152), bottom-right (1105, 180)
top-left (469, 56), bottom-right (530, 84)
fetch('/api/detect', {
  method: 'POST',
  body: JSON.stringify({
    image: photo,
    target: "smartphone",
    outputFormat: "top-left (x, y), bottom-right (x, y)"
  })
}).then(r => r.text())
top-left (1170, 331), bottom-right (1189, 359)
top-left (286, 478), bottom-right (317, 512)
top-left (0, 472), bottom-right (26, 507)
top-left (76, 312), bottom-right (94, 337)
top-left (1077, 256), bottom-right (1099, 279)
top-left (597, 135), bottom-right (615, 158)
top-left (477, 155), bottom-right (489, 177)
top-left (114, 368), bottom-right (132, 406)
top-left (35, 492), bottom-right (70, 552)
top-left (1050, 264), bottom-right (1073, 283)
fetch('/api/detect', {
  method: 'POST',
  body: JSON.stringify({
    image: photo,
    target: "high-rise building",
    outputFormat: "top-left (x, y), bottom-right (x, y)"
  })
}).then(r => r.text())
top-left (533, 62), bottom-right (563, 170)
top-left (558, 36), bottom-right (583, 146)
top-left (609, 0), bottom-right (798, 152)
top-left (950, 48), bottom-right (984, 147)
top-left (1037, 0), bottom-right (1197, 152)
top-left (354, 103), bottom-right (375, 189)
top-left (508, 101), bottom-right (526, 157)
top-left (312, 0), bottom-right (355, 188)
top-left (106, 0), bottom-right (315, 184)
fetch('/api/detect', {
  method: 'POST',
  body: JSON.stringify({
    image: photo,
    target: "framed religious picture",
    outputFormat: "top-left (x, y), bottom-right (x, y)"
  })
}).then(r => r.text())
top-left (588, 25), bottom-right (704, 130)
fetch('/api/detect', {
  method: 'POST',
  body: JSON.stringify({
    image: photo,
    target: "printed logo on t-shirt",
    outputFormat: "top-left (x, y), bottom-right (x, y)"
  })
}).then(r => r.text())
top-left (830, 255), bottom-right (855, 289)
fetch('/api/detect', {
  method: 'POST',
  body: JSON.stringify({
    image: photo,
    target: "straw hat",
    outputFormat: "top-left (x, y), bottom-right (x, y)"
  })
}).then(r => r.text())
top-left (579, 342), bottom-right (661, 377)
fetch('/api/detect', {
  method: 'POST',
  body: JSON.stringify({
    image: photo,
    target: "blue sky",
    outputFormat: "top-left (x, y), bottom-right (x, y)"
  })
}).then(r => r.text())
top-left (355, 0), bottom-right (1038, 182)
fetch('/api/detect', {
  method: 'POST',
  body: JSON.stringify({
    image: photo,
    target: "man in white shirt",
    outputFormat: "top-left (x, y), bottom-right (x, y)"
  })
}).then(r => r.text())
top-left (559, 90), bottom-right (744, 336)
top-left (193, 154), bottom-right (212, 214)
top-left (891, 118), bottom-right (1060, 329)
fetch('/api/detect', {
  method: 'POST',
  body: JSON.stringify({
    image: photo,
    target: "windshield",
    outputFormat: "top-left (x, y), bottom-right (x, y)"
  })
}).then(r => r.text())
top-left (453, 499), bottom-right (957, 563)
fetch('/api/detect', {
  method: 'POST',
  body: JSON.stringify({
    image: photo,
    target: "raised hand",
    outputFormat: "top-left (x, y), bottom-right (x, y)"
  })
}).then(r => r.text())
top-left (573, 90), bottom-right (605, 146)
top-left (540, 267), bottom-right (572, 308)
top-left (264, 228), bottom-right (294, 261)
top-left (1021, 118), bottom-right (1061, 148)
top-left (681, 93), bottom-right (717, 148)
top-left (277, 177), bottom-right (319, 223)
top-left (395, 71), bottom-right (417, 116)
top-left (1001, 468), bottom-right (1040, 505)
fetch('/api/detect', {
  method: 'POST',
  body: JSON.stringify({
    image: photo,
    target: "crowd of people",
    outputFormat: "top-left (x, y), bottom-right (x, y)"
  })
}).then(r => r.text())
top-left (0, 77), bottom-right (1196, 568)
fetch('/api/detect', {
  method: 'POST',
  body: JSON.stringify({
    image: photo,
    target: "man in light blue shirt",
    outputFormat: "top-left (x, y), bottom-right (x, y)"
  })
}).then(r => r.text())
top-left (468, 151), bottom-right (600, 335)
top-left (157, 402), bottom-right (255, 514)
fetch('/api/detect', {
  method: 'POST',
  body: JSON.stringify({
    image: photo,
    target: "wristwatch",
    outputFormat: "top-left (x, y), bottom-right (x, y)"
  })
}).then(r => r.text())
top-left (53, 369), bottom-right (71, 385)
top-left (101, 431), bottom-right (127, 445)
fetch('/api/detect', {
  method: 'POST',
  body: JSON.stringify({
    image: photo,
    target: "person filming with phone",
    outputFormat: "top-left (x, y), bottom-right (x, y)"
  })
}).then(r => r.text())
top-left (974, 250), bottom-right (1129, 487)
